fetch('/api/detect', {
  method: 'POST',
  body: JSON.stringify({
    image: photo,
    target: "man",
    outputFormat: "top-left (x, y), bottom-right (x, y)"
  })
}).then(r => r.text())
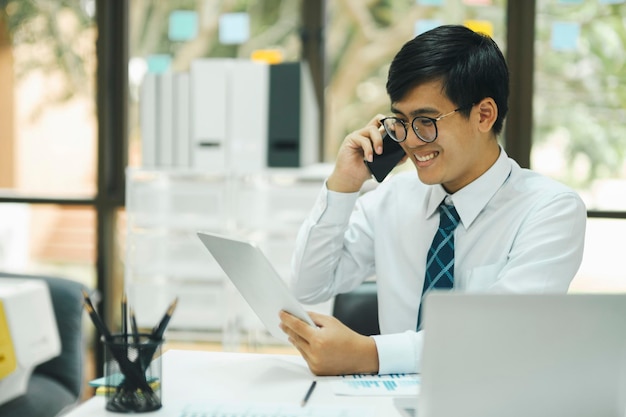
top-left (279, 25), bottom-right (586, 376)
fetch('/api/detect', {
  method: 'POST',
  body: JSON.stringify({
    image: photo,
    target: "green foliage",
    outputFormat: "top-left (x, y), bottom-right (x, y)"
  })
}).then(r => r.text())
top-left (1, 0), bottom-right (95, 114)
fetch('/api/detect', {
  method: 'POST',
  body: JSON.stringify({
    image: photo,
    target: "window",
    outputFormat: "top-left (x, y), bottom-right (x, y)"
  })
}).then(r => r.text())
top-left (533, 0), bottom-right (626, 212)
top-left (533, 0), bottom-right (626, 292)
top-left (0, 0), bottom-right (97, 286)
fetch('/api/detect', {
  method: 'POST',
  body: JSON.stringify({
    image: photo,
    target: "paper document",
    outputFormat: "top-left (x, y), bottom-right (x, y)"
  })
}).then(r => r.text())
top-left (179, 401), bottom-right (373, 417)
top-left (330, 373), bottom-right (421, 396)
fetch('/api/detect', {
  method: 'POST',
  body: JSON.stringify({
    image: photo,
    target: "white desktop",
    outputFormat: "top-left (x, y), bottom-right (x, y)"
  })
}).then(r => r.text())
top-left (65, 350), bottom-right (404, 417)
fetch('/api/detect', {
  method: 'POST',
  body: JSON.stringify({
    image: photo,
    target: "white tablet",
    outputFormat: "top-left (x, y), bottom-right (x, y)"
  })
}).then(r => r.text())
top-left (197, 231), bottom-right (316, 342)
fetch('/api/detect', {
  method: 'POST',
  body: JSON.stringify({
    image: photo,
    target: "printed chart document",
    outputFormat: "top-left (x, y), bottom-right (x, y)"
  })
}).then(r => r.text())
top-left (330, 374), bottom-right (420, 396)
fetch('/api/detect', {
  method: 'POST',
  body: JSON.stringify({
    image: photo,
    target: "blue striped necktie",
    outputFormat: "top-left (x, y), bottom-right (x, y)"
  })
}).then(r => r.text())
top-left (417, 202), bottom-right (461, 329)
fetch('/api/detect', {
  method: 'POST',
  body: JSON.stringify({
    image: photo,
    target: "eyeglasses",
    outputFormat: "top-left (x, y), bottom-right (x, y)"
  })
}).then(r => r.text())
top-left (381, 105), bottom-right (473, 144)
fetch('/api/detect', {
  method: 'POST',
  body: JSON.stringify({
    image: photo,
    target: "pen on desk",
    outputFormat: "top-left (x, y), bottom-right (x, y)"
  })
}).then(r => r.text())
top-left (301, 380), bottom-right (317, 407)
top-left (151, 297), bottom-right (178, 340)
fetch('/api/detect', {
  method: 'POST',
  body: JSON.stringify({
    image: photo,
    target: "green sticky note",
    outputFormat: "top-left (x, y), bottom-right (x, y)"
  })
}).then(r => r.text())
top-left (147, 54), bottom-right (171, 74)
top-left (169, 10), bottom-right (199, 42)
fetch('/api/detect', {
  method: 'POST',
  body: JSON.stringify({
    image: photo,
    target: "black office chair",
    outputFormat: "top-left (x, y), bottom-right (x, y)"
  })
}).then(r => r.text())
top-left (332, 281), bottom-right (380, 336)
top-left (0, 272), bottom-right (87, 417)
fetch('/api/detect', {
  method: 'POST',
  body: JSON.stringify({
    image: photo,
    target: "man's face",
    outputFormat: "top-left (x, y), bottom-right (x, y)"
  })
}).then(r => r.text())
top-left (392, 80), bottom-right (495, 193)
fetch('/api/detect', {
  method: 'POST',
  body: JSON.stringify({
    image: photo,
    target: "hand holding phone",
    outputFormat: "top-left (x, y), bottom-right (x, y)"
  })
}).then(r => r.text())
top-left (364, 132), bottom-right (406, 182)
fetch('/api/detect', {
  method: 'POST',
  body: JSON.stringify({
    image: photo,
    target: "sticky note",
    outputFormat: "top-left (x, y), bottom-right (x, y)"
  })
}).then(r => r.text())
top-left (558, 0), bottom-right (583, 4)
top-left (251, 49), bottom-right (284, 64)
top-left (551, 22), bottom-right (580, 51)
top-left (415, 19), bottom-right (442, 36)
top-left (464, 20), bottom-right (494, 37)
top-left (219, 13), bottom-right (250, 45)
top-left (599, 0), bottom-right (624, 4)
top-left (463, 0), bottom-right (492, 5)
top-left (168, 10), bottom-right (199, 42)
top-left (417, 0), bottom-right (444, 5)
top-left (146, 55), bottom-right (171, 74)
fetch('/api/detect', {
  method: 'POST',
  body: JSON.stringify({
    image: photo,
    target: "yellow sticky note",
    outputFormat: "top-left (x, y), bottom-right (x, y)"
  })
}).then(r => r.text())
top-left (251, 49), bottom-right (284, 64)
top-left (464, 20), bottom-right (494, 37)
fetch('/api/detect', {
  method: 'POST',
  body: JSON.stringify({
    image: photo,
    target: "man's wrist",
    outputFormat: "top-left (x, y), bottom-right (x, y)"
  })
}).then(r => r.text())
top-left (327, 171), bottom-right (366, 193)
top-left (344, 335), bottom-right (379, 375)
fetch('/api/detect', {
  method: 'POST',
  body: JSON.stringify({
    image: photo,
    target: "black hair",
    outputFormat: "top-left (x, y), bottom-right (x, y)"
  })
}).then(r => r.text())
top-left (386, 25), bottom-right (509, 135)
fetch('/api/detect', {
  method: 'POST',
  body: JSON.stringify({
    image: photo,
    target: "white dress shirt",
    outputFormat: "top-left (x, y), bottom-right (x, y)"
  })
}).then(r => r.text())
top-left (290, 148), bottom-right (587, 374)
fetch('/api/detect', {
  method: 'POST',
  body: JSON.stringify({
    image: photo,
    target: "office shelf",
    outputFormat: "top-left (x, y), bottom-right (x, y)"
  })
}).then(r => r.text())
top-left (124, 167), bottom-right (332, 344)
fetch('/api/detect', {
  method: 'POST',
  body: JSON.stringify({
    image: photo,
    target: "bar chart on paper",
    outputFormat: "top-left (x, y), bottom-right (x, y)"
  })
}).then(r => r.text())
top-left (330, 374), bottom-right (420, 396)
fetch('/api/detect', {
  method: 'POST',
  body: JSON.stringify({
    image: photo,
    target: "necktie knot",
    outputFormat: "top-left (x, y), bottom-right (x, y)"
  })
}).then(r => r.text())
top-left (439, 203), bottom-right (460, 232)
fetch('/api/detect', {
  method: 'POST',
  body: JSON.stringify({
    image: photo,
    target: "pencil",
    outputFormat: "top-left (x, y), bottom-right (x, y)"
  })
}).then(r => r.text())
top-left (82, 292), bottom-right (154, 395)
top-left (82, 289), bottom-right (94, 309)
top-left (82, 290), bottom-right (112, 341)
top-left (121, 293), bottom-right (127, 339)
top-left (130, 307), bottom-right (139, 344)
top-left (84, 301), bottom-right (112, 341)
top-left (301, 380), bottom-right (316, 407)
top-left (150, 298), bottom-right (178, 341)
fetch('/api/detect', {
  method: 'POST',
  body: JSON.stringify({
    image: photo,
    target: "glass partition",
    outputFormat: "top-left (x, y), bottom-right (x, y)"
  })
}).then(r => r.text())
top-left (533, 0), bottom-right (626, 211)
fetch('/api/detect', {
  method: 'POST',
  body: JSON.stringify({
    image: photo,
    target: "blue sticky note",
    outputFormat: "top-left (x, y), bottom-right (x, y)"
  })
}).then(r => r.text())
top-left (417, 0), bottom-right (444, 5)
top-left (599, 0), bottom-right (624, 3)
top-left (219, 13), bottom-right (250, 45)
top-left (551, 22), bottom-right (580, 51)
top-left (168, 10), bottom-right (199, 42)
top-left (415, 19), bottom-right (442, 36)
top-left (89, 373), bottom-right (159, 387)
top-left (146, 54), bottom-right (172, 74)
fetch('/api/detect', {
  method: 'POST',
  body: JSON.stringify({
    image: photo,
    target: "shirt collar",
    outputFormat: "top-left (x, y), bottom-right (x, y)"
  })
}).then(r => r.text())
top-left (426, 146), bottom-right (512, 228)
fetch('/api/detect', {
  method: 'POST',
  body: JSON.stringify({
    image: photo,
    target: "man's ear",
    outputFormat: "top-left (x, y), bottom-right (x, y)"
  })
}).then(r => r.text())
top-left (476, 98), bottom-right (498, 133)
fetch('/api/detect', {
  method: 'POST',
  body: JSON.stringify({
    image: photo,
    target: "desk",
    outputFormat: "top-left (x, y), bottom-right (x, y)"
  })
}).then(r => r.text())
top-left (65, 350), bottom-right (405, 416)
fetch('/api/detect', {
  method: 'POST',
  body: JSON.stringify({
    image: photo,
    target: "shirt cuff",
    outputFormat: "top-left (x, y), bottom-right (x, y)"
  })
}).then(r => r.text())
top-left (309, 181), bottom-right (360, 224)
top-left (372, 331), bottom-right (424, 375)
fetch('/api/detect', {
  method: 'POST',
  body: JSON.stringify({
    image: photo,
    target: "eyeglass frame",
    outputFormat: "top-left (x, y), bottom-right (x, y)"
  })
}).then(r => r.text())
top-left (380, 104), bottom-right (474, 144)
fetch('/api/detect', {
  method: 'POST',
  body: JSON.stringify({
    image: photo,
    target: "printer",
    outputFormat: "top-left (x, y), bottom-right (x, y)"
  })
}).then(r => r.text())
top-left (0, 278), bottom-right (61, 405)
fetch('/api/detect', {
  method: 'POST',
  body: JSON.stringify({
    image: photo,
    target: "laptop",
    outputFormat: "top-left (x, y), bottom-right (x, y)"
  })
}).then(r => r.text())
top-left (196, 231), bottom-right (316, 342)
top-left (397, 292), bottom-right (626, 417)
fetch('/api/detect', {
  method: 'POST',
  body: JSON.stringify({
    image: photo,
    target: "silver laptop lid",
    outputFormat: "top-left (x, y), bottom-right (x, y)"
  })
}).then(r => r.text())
top-left (418, 292), bottom-right (626, 417)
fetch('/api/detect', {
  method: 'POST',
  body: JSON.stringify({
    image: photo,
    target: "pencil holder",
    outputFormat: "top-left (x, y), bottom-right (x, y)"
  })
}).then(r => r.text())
top-left (102, 333), bottom-right (163, 413)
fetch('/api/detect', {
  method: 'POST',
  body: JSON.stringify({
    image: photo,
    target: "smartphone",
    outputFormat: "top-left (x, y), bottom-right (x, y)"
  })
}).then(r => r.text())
top-left (364, 132), bottom-right (406, 182)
